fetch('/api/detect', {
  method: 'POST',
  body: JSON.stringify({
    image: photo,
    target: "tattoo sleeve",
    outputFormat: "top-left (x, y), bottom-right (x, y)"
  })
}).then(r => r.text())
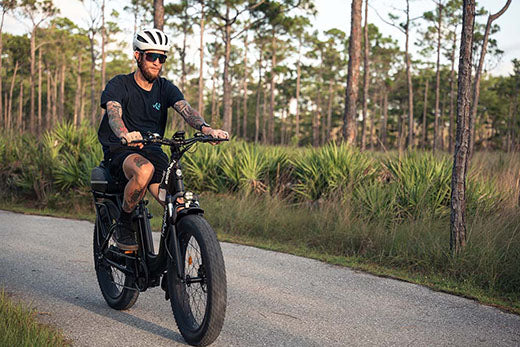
top-left (106, 101), bottom-right (128, 138)
top-left (173, 100), bottom-right (206, 130)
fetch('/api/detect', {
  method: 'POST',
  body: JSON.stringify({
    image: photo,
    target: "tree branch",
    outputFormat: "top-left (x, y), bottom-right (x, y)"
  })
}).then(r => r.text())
top-left (369, 3), bottom-right (405, 34)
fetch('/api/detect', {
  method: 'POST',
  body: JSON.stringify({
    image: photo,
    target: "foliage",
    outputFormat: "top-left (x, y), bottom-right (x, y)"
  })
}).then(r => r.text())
top-left (0, 289), bottom-right (70, 346)
top-left (291, 143), bottom-right (377, 201)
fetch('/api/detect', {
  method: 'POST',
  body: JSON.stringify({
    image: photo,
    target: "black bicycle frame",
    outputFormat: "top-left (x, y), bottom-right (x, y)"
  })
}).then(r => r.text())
top-left (93, 140), bottom-right (205, 292)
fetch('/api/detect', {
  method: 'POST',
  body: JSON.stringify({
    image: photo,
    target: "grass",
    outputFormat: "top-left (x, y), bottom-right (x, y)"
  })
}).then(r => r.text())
top-left (5, 190), bottom-right (516, 314)
top-left (1, 126), bottom-right (519, 314)
top-left (0, 289), bottom-right (70, 347)
top-left (197, 193), bottom-right (520, 313)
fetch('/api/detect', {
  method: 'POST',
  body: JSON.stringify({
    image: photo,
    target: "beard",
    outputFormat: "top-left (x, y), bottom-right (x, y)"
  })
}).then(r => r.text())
top-left (137, 58), bottom-right (161, 83)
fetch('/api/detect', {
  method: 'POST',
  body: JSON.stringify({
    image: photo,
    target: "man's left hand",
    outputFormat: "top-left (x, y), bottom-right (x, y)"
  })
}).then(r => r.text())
top-left (202, 127), bottom-right (229, 144)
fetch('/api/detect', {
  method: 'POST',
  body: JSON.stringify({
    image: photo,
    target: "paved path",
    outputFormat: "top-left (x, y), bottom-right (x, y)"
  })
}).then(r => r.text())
top-left (0, 210), bottom-right (519, 346)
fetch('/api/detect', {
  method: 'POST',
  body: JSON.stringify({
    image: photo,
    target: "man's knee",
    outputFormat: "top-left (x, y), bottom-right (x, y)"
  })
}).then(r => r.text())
top-left (124, 155), bottom-right (155, 185)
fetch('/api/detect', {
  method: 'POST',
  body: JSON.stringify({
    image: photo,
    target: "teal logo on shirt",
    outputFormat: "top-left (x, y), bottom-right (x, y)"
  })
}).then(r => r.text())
top-left (152, 102), bottom-right (161, 111)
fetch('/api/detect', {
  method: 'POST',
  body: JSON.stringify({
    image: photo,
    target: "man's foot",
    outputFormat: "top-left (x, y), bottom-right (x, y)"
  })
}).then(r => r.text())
top-left (114, 222), bottom-right (138, 251)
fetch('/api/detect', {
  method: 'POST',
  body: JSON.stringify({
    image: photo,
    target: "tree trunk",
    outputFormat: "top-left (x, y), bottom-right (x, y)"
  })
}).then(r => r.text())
top-left (180, 8), bottom-right (188, 93)
top-left (101, 0), bottom-right (107, 91)
top-left (89, 35), bottom-right (96, 125)
top-left (30, 28), bottom-right (36, 133)
top-left (450, 0), bottom-right (475, 254)
top-left (469, 0), bottom-right (512, 158)
top-left (153, 0), bottom-right (164, 30)
top-left (449, 26), bottom-right (457, 153)
top-left (440, 98), bottom-right (446, 150)
top-left (313, 99), bottom-right (320, 147)
top-left (422, 79), bottom-right (429, 148)
top-left (402, 111), bottom-right (408, 151)
top-left (433, 2), bottom-right (443, 153)
top-left (211, 46), bottom-right (219, 125)
top-left (45, 70), bottom-right (51, 130)
top-left (58, 63), bottom-right (66, 123)
top-left (7, 61), bottom-right (19, 131)
top-left (80, 81), bottom-right (86, 125)
top-left (361, 0), bottom-right (369, 151)
top-left (18, 80), bottom-right (23, 132)
top-left (235, 93), bottom-right (240, 137)
top-left (343, 0), bottom-right (362, 145)
top-left (268, 32), bottom-right (276, 144)
top-left (3, 92), bottom-right (7, 128)
top-left (198, 0), bottom-right (205, 115)
top-left (74, 54), bottom-right (82, 127)
top-left (255, 46), bottom-right (263, 144)
top-left (405, 0), bottom-right (414, 149)
top-left (52, 69), bottom-right (58, 128)
top-left (242, 34), bottom-right (249, 140)
top-left (295, 37), bottom-right (302, 141)
top-left (222, 5), bottom-right (232, 132)
top-left (262, 82), bottom-right (268, 144)
top-left (326, 78), bottom-right (334, 142)
top-left (0, 10), bottom-right (4, 126)
top-left (370, 91), bottom-right (377, 150)
top-left (381, 86), bottom-right (388, 148)
top-left (38, 48), bottom-right (42, 131)
top-left (315, 47), bottom-right (324, 147)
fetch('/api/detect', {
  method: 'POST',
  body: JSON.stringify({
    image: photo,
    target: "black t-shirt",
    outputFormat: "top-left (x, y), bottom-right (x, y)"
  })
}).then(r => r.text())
top-left (98, 73), bottom-right (184, 156)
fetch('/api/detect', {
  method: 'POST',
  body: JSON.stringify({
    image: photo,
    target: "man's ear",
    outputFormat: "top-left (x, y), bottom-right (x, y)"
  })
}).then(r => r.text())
top-left (134, 51), bottom-right (140, 63)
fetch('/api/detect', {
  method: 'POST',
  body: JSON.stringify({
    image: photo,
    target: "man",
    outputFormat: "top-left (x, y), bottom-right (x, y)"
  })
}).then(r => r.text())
top-left (98, 28), bottom-right (229, 251)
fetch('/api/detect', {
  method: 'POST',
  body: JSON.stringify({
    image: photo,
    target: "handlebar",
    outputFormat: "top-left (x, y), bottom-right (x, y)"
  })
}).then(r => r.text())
top-left (120, 132), bottom-right (229, 147)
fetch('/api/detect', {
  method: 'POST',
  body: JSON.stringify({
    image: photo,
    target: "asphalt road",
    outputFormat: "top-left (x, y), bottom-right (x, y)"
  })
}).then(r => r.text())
top-left (0, 210), bottom-right (519, 346)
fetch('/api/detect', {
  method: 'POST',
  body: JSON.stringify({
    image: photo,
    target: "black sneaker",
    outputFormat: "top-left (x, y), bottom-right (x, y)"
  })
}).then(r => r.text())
top-left (114, 222), bottom-right (138, 251)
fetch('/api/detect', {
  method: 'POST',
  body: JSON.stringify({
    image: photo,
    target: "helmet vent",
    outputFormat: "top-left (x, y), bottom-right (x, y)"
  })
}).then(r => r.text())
top-left (136, 34), bottom-right (147, 43)
top-left (144, 30), bottom-right (157, 44)
top-left (157, 33), bottom-right (163, 45)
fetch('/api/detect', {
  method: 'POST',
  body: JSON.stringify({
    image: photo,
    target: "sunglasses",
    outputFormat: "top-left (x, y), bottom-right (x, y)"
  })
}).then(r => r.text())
top-left (141, 51), bottom-right (167, 64)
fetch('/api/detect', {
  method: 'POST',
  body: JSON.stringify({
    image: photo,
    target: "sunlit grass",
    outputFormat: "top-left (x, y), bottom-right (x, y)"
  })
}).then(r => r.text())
top-left (0, 289), bottom-right (70, 347)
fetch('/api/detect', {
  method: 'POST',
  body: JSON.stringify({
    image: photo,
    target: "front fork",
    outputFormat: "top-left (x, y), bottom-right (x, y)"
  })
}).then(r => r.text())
top-left (166, 194), bottom-right (185, 281)
top-left (164, 192), bottom-right (204, 282)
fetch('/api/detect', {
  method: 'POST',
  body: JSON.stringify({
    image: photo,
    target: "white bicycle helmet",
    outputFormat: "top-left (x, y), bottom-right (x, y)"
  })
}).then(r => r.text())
top-left (133, 28), bottom-right (171, 52)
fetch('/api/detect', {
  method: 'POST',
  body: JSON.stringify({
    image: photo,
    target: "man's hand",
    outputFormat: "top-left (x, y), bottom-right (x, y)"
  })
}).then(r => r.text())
top-left (201, 126), bottom-right (229, 145)
top-left (122, 131), bottom-right (144, 149)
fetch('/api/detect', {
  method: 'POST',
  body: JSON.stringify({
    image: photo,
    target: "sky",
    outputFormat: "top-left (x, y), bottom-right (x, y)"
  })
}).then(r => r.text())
top-left (4, 0), bottom-right (519, 76)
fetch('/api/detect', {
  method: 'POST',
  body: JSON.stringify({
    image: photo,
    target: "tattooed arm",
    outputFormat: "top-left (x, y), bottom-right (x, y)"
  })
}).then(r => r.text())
top-left (106, 100), bottom-right (143, 148)
top-left (173, 100), bottom-right (230, 142)
top-left (107, 101), bottom-right (128, 137)
top-left (173, 100), bottom-right (206, 131)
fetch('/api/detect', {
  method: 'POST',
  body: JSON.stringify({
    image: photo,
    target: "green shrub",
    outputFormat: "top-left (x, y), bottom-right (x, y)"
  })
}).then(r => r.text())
top-left (291, 143), bottom-right (377, 201)
top-left (384, 151), bottom-right (452, 219)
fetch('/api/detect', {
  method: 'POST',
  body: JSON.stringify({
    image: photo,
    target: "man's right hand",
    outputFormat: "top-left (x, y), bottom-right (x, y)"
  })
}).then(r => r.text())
top-left (123, 131), bottom-right (144, 149)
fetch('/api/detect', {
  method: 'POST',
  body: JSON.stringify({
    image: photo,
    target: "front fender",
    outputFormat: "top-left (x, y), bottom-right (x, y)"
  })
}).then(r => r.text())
top-left (175, 206), bottom-right (204, 223)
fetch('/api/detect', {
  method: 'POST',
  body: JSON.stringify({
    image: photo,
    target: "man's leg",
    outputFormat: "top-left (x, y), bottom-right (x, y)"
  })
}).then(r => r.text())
top-left (122, 154), bottom-right (155, 212)
top-left (114, 153), bottom-right (155, 250)
top-left (147, 183), bottom-right (165, 207)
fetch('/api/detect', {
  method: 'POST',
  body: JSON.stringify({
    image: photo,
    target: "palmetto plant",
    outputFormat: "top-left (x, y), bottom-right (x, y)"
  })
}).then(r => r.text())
top-left (291, 143), bottom-right (377, 201)
top-left (220, 143), bottom-right (269, 194)
top-left (384, 151), bottom-right (452, 218)
top-left (183, 142), bottom-right (225, 192)
top-left (45, 122), bottom-right (102, 191)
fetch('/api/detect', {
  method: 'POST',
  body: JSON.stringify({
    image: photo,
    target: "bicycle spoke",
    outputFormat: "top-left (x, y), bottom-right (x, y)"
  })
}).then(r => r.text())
top-left (184, 236), bottom-right (208, 325)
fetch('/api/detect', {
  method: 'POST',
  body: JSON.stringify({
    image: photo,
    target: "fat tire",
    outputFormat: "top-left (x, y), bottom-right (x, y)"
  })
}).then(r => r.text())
top-left (168, 214), bottom-right (227, 346)
top-left (93, 221), bottom-right (139, 310)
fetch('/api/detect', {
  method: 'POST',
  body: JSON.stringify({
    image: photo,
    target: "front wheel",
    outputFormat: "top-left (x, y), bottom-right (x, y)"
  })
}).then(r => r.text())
top-left (168, 214), bottom-right (227, 346)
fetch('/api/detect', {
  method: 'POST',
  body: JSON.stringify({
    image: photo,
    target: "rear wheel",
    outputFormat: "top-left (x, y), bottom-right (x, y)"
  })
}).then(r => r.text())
top-left (93, 212), bottom-right (139, 310)
top-left (168, 214), bottom-right (227, 346)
